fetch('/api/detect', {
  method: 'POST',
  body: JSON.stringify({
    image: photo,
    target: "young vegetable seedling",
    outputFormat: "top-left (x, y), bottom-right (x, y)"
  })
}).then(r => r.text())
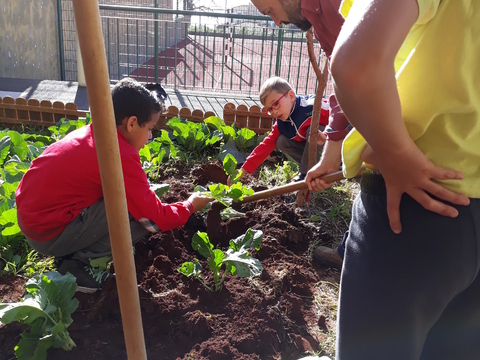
top-left (178, 228), bottom-right (263, 292)
top-left (0, 272), bottom-right (79, 359)
top-left (194, 154), bottom-right (254, 219)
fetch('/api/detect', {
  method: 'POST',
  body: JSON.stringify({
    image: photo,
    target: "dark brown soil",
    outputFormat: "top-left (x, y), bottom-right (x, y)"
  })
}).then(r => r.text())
top-left (0, 160), bottom-right (341, 360)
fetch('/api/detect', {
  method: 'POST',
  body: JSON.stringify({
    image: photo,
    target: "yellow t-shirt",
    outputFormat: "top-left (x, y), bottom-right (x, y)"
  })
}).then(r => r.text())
top-left (340, 0), bottom-right (480, 197)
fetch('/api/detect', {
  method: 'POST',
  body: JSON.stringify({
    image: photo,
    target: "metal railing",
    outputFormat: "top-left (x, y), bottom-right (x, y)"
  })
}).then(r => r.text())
top-left (59, 2), bottom-right (332, 96)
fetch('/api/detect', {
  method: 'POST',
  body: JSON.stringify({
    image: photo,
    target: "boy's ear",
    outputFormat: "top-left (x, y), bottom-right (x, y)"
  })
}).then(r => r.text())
top-left (125, 116), bottom-right (138, 133)
top-left (288, 90), bottom-right (296, 102)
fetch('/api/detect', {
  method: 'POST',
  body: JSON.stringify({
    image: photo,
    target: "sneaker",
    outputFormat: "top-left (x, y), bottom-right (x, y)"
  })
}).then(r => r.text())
top-left (292, 173), bottom-right (306, 182)
top-left (56, 257), bottom-right (113, 293)
top-left (313, 246), bottom-right (343, 270)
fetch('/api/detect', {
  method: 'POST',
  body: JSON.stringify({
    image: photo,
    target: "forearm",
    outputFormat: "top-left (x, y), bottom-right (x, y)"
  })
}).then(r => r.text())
top-left (320, 139), bottom-right (343, 173)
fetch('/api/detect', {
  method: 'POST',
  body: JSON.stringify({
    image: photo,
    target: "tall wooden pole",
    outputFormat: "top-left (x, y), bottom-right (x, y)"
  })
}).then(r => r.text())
top-left (72, 1), bottom-right (147, 359)
top-left (296, 28), bottom-right (329, 207)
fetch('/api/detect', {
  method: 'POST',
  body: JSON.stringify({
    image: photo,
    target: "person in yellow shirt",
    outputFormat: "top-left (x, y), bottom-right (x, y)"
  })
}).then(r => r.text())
top-left (307, 0), bottom-right (480, 358)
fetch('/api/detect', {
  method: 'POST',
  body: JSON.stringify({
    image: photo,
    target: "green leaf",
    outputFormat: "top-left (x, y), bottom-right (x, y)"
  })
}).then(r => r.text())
top-left (229, 229), bottom-right (263, 252)
top-left (194, 185), bottom-right (208, 193)
top-left (0, 207), bottom-right (18, 226)
top-left (222, 154), bottom-right (237, 176)
top-left (89, 256), bottom-right (112, 271)
top-left (34, 272), bottom-right (79, 326)
top-left (3, 156), bottom-right (30, 182)
top-left (206, 134), bottom-right (222, 147)
top-left (0, 181), bottom-right (19, 201)
top-left (0, 136), bottom-right (12, 166)
top-left (157, 149), bottom-right (167, 163)
top-left (223, 249), bottom-right (263, 278)
top-left (208, 249), bottom-right (225, 273)
top-left (139, 146), bottom-right (151, 163)
top-left (203, 116), bottom-right (226, 131)
top-left (220, 208), bottom-right (245, 221)
top-left (191, 232), bottom-right (214, 259)
top-left (150, 183), bottom-right (170, 197)
top-left (208, 183), bottom-right (227, 199)
top-left (15, 330), bottom-right (51, 360)
top-left (221, 125), bottom-right (236, 143)
top-left (178, 259), bottom-right (202, 277)
top-left (2, 222), bottom-right (21, 237)
top-left (235, 128), bottom-right (257, 152)
top-left (0, 299), bottom-right (47, 325)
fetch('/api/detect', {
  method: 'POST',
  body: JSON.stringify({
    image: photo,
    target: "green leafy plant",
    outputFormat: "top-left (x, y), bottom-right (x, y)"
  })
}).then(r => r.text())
top-left (140, 130), bottom-right (177, 181)
top-left (234, 127), bottom-right (257, 152)
top-left (0, 128), bottom-right (58, 276)
top-left (222, 153), bottom-right (242, 183)
top-left (48, 116), bottom-right (90, 141)
top-left (0, 272), bottom-right (79, 359)
top-left (150, 183), bottom-right (170, 197)
top-left (258, 160), bottom-right (298, 186)
top-left (178, 229), bottom-right (263, 292)
top-left (219, 207), bottom-right (246, 221)
top-left (195, 182), bottom-right (254, 207)
top-left (167, 117), bottom-right (222, 153)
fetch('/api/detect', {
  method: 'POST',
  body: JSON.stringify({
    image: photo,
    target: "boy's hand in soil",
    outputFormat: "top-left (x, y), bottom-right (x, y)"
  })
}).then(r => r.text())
top-left (188, 193), bottom-right (213, 212)
top-left (227, 169), bottom-right (244, 186)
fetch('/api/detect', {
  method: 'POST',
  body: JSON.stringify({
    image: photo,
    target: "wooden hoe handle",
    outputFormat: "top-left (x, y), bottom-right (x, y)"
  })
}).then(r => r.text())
top-left (241, 170), bottom-right (345, 204)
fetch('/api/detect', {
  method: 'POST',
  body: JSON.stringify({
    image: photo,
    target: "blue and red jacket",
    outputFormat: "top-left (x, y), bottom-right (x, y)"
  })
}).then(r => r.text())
top-left (242, 95), bottom-right (329, 174)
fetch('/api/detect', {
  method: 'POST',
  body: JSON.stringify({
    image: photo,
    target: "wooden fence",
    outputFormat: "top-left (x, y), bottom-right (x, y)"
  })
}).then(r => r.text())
top-left (0, 96), bottom-right (87, 127)
top-left (158, 103), bottom-right (276, 134)
top-left (0, 96), bottom-right (276, 134)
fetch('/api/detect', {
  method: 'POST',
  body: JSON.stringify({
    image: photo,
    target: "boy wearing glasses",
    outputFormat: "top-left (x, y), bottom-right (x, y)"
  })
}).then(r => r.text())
top-left (238, 76), bottom-right (328, 182)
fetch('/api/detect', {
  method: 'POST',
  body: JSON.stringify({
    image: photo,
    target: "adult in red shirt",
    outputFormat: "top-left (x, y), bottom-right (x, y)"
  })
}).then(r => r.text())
top-left (251, 0), bottom-right (350, 268)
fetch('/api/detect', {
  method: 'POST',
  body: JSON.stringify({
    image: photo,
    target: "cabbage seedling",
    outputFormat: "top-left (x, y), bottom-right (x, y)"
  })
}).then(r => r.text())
top-left (178, 229), bottom-right (263, 292)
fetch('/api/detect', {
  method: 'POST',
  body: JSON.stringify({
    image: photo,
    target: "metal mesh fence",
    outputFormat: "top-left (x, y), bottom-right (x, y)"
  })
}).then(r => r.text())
top-left (59, 1), bottom-right (333, 96)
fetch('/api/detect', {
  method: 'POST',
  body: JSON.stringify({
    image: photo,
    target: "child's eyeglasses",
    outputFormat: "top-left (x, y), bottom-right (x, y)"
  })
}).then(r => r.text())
top-left (265, 91), bottom-right (289, 115)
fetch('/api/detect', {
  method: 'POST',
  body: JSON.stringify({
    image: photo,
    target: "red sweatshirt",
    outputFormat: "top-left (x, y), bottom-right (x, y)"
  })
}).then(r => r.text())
top-left (15, 124), bottom-right (192, 242)
top-left (241, 95), bottom-right (329, 174)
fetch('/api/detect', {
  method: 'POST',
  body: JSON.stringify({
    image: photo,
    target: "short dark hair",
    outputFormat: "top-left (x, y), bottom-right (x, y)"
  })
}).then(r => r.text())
top-left (111, 77), bottom-right (164, 126)
top-left (259, 76), bottom-right (293, 105)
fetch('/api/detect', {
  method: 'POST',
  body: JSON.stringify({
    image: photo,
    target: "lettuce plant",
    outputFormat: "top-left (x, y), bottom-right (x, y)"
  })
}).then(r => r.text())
top-left (178, 229), bottom-right (263, 292)
top-left (222, 153), bottom-right (242, 183)
top-left (0, 272), bottom-right (79, 360)
top-left (141, 130), bottom-right (177, 180)
top-left (234, 128), bottom-right (257, 152)
top-left (167, 117), bottom-right (222, 152)
top-left (48, 116), bottom-right (90, 141)
top-left (195, 182), bottom-right (253, 207)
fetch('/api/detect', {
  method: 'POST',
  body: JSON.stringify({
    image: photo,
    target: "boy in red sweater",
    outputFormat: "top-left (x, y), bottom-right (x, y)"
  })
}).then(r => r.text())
top-left (15, 78), bottom-right (211, 293)
top-left (236, 76), bottom-right (328, 183)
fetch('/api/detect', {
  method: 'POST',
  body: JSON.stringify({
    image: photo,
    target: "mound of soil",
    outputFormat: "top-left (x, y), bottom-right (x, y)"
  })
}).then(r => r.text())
top-left (0, 160), bottom-right (341, 360)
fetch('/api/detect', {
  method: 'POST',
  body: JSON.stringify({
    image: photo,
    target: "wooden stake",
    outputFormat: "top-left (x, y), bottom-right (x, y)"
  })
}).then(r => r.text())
top-left (296, 28), bottom-right (330, 207)
top-left (72, 1), bottom-right (147, 359)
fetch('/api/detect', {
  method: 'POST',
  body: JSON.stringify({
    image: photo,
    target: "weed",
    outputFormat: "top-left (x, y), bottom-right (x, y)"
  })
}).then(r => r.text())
top-left (308, 179), bottom-right (359, 243)
top-left (258, 160), bottom-right (298, 186)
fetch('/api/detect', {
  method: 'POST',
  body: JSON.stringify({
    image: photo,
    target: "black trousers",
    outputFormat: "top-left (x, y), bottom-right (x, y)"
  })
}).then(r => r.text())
top-left (337, 173), bottom-right (480, 360)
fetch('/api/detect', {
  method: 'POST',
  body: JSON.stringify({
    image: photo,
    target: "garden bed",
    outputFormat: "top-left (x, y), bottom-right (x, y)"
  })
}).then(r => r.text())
top-left (0, 156), bottom-right (351, 360)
